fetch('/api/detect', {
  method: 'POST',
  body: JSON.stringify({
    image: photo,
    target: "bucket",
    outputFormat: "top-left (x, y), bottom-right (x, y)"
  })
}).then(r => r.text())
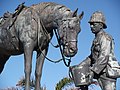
top-left (69, 63), bottom-right (91, 87)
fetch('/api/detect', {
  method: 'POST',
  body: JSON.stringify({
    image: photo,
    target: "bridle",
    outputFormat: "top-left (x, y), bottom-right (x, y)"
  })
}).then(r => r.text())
top-left (54, 29), bottom-right (71, 67)
top-left (59, 18), bottom-right (78, 49)
top-left (53, 18), bottom-right (79, 67)
top-left (38, 18), bottom-right (78, 67)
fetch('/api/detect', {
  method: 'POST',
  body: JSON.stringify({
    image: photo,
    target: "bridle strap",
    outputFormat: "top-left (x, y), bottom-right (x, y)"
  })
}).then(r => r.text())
top-left (38, 19), bottom-right (71, 67)
top-left (54, 29), bottom-right (71, 67)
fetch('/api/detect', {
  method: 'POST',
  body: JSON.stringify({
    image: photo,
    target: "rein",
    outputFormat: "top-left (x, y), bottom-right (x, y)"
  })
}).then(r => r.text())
top-left (39, 19), bottom-right (71, 67)
top-left (54, 29), bottom-right (71, 67)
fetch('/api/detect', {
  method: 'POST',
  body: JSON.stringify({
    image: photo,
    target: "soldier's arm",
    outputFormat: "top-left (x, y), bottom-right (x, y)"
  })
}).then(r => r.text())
top-left (91, 35), bottom-right (111, 74)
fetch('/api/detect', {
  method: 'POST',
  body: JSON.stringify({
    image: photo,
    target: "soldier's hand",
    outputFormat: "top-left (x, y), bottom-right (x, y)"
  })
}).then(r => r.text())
top-left (89, 67), bottom-right (94, 84)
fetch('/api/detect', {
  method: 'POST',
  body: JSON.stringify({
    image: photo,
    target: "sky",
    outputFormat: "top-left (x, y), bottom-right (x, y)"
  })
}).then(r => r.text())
top-left (0, 0), bottom-right (120, 90)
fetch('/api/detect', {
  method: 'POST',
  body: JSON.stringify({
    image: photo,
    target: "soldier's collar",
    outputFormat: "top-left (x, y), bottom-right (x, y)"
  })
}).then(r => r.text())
top-left (96, 30), bottom-right (104, 36)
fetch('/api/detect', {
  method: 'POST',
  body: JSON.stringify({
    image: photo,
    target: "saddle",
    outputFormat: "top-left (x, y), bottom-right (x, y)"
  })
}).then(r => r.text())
top-left (0, 2), bottom-right (26, 50)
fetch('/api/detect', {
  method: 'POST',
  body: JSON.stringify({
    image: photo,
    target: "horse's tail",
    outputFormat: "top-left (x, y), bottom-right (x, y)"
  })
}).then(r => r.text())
top-left (0, 55), bottom-right (10, 74)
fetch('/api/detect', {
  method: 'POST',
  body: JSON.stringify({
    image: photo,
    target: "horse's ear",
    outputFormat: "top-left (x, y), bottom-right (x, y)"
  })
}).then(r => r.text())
top-left (79, 11), bottom-right (84, 20)
top-left (72, 8), bottom-right (78, 17)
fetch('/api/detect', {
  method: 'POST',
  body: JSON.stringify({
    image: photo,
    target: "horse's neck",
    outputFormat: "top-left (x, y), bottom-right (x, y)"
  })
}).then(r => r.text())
top-left (31, 3), bottom-right (71, 29)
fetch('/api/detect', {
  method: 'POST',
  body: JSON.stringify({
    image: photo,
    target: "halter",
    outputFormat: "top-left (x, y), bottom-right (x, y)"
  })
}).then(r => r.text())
top-left (38, 19), bottom-right (72, 67)
top-left (53, 17), bottom-right (79, 67)
top-left (60, 18), bottom-right (78, 48)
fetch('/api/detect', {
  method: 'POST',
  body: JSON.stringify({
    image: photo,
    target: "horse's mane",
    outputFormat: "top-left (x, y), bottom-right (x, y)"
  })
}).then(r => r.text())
top-left (30, 2), bottom-right (71, 17)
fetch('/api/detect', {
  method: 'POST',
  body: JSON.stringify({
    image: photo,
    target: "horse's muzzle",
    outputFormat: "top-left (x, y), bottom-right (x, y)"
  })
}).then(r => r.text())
top-left (63, 46), bottom-right (78, 57)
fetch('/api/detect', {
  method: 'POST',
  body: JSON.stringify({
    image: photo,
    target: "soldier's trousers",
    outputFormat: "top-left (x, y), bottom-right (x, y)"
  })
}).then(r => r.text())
top-left (98, 73), bottom-right (116, 90)
top-left (79, 57), bottom-right (116, 90)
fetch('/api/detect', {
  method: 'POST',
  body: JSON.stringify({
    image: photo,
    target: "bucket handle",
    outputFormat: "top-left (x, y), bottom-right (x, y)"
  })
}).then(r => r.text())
top-left (69, 67), bottom-right (74, 80)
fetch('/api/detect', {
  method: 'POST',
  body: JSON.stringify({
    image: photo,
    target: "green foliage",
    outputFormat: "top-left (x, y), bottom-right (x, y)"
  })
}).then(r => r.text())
top-left (55, 77), bottom-right (99, 90)
top-left (55, 77), bottom-right (73, 90)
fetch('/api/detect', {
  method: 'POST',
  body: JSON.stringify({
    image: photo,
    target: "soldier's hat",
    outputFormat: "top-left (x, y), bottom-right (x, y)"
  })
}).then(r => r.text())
top-left (88, 11), bottom-right (107, 29)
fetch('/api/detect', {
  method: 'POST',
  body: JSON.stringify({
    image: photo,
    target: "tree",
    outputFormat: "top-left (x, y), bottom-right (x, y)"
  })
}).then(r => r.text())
top-left (55, 77), bottom-right (99, 90)
top-left (55, 77), bottom-right (79, 90)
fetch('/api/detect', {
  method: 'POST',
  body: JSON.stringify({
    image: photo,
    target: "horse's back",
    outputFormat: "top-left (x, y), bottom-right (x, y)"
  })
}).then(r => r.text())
top-left (15, 6), bottom-right (39, 42)
top-left (15, 2), bottom-right (58, 41)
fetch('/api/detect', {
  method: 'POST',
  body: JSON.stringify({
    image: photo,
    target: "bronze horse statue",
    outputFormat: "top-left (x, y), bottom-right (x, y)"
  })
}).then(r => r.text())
top-left (0, 2), bottom-right (84, 90)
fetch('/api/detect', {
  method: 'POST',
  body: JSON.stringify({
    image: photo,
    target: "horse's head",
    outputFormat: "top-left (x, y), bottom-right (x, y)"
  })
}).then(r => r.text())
top-left (58, 9), bottom-right (84, 57)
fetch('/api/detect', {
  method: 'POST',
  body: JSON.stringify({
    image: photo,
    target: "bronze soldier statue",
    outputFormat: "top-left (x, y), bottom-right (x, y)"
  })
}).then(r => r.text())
top-left (87, 11), bottom-right (117, 90)
top-left (70, 11), bottom-right (120, 90)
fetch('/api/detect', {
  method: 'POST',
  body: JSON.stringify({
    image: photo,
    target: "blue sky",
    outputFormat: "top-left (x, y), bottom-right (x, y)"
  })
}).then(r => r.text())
top-left (0, 0), bottom-right (120, 90)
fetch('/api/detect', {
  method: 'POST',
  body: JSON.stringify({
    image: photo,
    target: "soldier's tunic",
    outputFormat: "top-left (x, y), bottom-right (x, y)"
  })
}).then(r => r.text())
top-left (90, 30), bottom-right (113, 74)
top-left (80, 30), bottom-right (116, 90)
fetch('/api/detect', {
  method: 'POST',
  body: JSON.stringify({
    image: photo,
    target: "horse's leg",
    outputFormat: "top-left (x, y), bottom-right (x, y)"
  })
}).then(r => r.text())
top-left (23, 43), bottom-right (34, 90)
top-left (0, 55), bottom-right (10, 74)
top-left (35, 48), bottom-right (48, 90)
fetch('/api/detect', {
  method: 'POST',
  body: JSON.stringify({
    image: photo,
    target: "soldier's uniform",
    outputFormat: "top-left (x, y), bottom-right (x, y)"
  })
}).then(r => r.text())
top-left (90, 30), bottom-right (116, 90)
top-left (79, 11), bottom-right (117, 90)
